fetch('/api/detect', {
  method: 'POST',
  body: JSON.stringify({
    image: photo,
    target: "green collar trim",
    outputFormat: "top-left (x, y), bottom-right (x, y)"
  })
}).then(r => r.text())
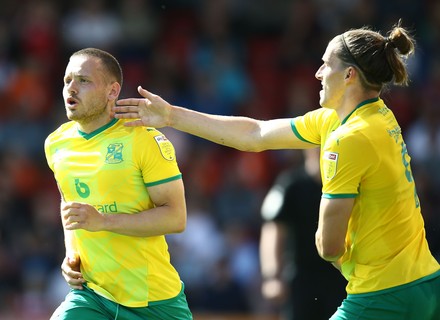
top-left (341, 97), bottom-right (379, 125)
top-left (78, 118), bottom-right (118, 140)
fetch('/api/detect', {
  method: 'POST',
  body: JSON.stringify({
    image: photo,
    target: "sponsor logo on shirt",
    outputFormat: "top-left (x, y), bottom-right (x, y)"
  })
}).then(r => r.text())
top-left (154, 135), bottom-right (175, 161)
top-left (94, 201), bottom-right (118, 213)
top-left (323, 151), bottom-right (338, 180)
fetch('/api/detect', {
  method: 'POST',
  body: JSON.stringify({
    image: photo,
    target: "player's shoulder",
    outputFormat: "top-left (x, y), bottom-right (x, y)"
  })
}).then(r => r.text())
top-left (115, 119), bottom-right (159, 134)
top-left (304, 107), bottom-right (335, 117)
top-left (45, 121), bottom-right (76, 144)
top-left (143, 127), bottom-right (164, 136)
top-left (124, 122), bottom-right (166, 139)
top-left (142, 127), bottom-right (173, 148)
top-left (122, 122), bottom-right (172, 147)
top-left (304, 107), bottom-right (339, 125)
top-left (127, 125), bottom-right (177, 162)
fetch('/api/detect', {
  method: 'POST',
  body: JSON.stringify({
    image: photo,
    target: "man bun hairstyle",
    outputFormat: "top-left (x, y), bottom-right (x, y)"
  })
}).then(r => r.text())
top-left (338, 19), bottom-right (415, 91)
top-left (384, 22), bottom-right (415, 86)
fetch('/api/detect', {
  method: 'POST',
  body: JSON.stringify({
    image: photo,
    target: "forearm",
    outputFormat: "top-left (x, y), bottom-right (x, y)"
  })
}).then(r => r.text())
top-left (315, 198), bottom-right (352, 262)
top-left (64, 229), bottom-right (78, 258)
top-left (116, 87), bottom-right (311, 151)
top-left (102, 205), bottom-right (186, 237)
top-left (315, 233), bottom-right (345, 262)
top-left (169, 105), bottom-right (264, 152)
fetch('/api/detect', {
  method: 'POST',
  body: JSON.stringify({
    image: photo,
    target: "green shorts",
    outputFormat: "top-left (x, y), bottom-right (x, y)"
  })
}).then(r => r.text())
top-left (50, 282), bottom-right (193, 320)
top-left (330, 271), bottom-right (440, 320)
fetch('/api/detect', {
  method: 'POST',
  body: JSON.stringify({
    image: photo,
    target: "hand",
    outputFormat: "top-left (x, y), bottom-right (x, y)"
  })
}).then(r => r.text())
top-left (261, 278), bottom-right (287, 304)
top-left (62, 202), bottom-right (105, 232)
top-left (113, 86), bottom-right (171, 128)
top-left (61, 255), bottom-right (85, 290)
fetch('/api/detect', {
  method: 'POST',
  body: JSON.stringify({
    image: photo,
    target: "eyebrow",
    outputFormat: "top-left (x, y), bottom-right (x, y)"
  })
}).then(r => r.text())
top-left (64, 72), bottom-right (90, 78)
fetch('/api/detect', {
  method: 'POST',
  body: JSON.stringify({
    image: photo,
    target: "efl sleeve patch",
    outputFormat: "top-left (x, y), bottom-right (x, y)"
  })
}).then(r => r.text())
top-left (323, 151), bottom-right (338, 180)
top-left (154, 134), bottom-right (175, 161)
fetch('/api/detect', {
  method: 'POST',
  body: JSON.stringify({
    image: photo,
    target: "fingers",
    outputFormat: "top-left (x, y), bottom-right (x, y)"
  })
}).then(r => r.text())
top-left (62, 210), bottom-right (86, 230)
top-left (62, 272), bottom-right (85, 289)
top-left (61, 202), bottom-right (85, 210)
top-left (61, 257), bottom-right (85, 289)
top-left (113, 110), bottom-right (140, 119)
top-left (67, 256), bottom-right (80, 266)
top-left (114, 86), bottom-right (157, 117)
top-left (64, 219), bottom-right (81, 230)
top-left (61, 203), bottom-right (82, 218)
top-left (116, 86), bottom-right (155, 107)
top-left (116, 98), bottom-right (143, 106)
top-left (61, 204), bottom-right (84, 229)
top-left (113, 100), bottom-right (142, 119)
top-left (115, 85), bottom-right (153, 105)
top-left (62, 267), bottom-right (83, 281)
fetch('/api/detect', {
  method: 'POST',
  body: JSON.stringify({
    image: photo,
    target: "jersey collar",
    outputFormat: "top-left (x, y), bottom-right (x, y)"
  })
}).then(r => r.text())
top-left (341, 97), bottom-right (380, 125)
top-left (78, 118), bottom-right (119, 140)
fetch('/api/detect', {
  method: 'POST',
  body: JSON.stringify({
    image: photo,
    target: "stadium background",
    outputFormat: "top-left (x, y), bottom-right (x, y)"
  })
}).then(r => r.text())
top-left (0, 0), bottom-right (439, 319)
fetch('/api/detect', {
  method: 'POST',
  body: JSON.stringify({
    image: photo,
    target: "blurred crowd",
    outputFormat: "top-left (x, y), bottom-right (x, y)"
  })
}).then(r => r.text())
top-left (0, 0), bottom-right (439, 318)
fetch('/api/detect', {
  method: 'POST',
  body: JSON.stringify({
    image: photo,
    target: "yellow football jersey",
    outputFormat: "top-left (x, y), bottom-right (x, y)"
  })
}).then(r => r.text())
top-left (45, 118), bottom-right (183, 307)
top-left (292, 98), bottom-right (440, 294)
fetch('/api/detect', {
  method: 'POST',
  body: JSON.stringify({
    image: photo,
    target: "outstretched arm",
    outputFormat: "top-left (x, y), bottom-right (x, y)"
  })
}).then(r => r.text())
top-left (113, 86), bottom-right (313, 152)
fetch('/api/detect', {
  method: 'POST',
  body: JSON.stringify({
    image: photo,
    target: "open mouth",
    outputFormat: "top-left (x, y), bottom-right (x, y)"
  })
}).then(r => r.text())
top-left (66, 97), bottom-right (78, 108)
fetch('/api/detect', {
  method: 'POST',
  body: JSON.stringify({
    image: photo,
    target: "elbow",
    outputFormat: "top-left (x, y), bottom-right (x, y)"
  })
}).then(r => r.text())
top-left (234, 143), bottom-right (261, 152)
top-left (318, 247), bottom-right (343, 262)
top-left (236, 142), bottom-right (265, 153)
top-left (233, 127), bottom-right (266, 152)
top-left (172, 212), bottom-right (187, 234)
top-left (173, 222), bottom-right (186, 234)
top-left (315, 232), bottom-right (344, 262)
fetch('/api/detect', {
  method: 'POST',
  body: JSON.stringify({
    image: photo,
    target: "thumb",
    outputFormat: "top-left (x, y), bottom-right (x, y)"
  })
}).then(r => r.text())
top-left (138, 86), bottom-right (154, 100)
top-left (67, 255), bottom-right (80, 265)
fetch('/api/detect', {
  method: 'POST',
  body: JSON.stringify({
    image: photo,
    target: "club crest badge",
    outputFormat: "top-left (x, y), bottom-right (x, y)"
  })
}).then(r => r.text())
top-left (154, 135), bottom-right (175, 161)
top-left (323, 151), bottom-right (338, 180)
top-left (105, 143), bottom-right (124, 164)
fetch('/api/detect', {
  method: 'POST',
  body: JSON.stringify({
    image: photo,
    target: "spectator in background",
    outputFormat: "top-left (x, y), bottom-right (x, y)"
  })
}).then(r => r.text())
top-left (61, 0), bottom-right (122, 51)
top-left (260, 148), bottom-right (346, 320)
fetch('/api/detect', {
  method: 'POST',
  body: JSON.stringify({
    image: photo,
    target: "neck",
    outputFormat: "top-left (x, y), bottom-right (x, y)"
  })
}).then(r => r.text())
top-left (337, 89), bottom-right (379, 120)
top-left (77, 114), bottom-right (113, 134)
top-left (76, 101), bottom-right (115, 133)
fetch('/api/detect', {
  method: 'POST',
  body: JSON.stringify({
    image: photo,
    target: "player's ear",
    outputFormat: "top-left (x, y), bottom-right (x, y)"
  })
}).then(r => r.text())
top-left (344, 66), bottom-right (356, 81)
top-left (108, 82), bottom-right (121, 100)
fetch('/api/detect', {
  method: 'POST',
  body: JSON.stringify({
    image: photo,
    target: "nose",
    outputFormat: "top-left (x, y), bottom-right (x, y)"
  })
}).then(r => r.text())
top-left (65, 81), bottom-right (77, 95)
top-left (315, 64), bottom-right (323, 80)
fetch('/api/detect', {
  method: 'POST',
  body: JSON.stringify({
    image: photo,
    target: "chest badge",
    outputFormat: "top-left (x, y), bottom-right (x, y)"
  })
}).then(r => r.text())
top-left (105, 143), bottom-right (124, 164)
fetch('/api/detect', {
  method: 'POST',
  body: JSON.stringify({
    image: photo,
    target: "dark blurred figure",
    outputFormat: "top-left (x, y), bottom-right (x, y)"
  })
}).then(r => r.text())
top-left (260, 148), bottom-right (346, 320)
